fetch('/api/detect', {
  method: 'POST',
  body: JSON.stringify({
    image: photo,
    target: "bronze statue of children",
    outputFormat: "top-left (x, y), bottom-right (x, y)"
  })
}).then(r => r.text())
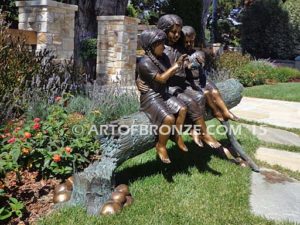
top-left (157, 14), bottom-right (222, 149)
top-left (137, 28), bottom-right (189, 164)
top-left (181, 25), bottom-right (239, 122)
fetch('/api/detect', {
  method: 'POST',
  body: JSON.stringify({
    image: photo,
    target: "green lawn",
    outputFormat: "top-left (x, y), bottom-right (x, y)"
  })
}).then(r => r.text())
top-left (243, 83), bottom-right (300, 102)
top-left (39, 120), bottom-right (294, 225)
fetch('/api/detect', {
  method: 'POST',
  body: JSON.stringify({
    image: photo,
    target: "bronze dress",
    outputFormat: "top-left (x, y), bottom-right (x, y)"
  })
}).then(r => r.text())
top-left (137, 54), bottom-right (186, 127)
top-left (164, 46), bottom-right (206, 122)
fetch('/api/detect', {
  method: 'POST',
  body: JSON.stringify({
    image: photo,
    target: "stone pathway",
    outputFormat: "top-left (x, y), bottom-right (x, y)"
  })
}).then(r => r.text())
top-left (255, 147), bottom-right (300, 172)
top-left (231, 97), bottom-right (300, 129)
top-left (242, 124), bottom-right (300, 147)
top-left (250, 168), bottom-right (300, 224)
top-left (234, 98), bottom-right (300, 223)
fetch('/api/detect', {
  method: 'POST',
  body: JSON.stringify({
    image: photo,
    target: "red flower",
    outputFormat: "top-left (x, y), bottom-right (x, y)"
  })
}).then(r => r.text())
top-left (33, 118), bottom-right (41, 123)
top-left (65, 146), bottom-right (72, 154)
top-left (24, 132), bottom-right (32, 139)
top-left (8, 137), bottom-right (16, 144)
top-left (52, 154), bottom-right (61, 162)
top-left (5, 133), bottom-right (11, 137)
top-left (33, 123), bottom-right (41, 130)
top-left (55, 96), bottom-right (62, 102)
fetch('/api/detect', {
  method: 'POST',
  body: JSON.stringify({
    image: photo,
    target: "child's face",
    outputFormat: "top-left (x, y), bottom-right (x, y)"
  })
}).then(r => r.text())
top-left (184, 34), bottom-right (196, 51)
top-left (167, 24), bottom-right (182, 45)
top-left (152, 41), bottom-right (165, 57)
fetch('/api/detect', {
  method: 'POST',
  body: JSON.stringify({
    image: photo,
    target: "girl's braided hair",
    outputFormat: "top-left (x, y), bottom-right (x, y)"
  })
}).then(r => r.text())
top-left (140, 28), bottom-right (168, 72)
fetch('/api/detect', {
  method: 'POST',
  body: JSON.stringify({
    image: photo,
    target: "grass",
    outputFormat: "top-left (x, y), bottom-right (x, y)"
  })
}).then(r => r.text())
top-left (243, 82), bottom-right (300, 102)
top-left (39, 120), bottom-right (295, 225)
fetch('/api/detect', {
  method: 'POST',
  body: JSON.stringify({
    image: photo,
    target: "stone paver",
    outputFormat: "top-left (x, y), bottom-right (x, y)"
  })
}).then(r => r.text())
top-left (256, 147), bottom-right (300, 172)
top-left (231, 97), bottom-right (300, 129)
top-left (242, 124), bottom-right (300, 147)
top-left (250, 168), bottom-right (300, 224)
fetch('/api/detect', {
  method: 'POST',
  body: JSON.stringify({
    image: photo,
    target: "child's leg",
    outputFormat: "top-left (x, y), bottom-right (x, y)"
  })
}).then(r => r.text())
top-left (210, 89), bottom-right (239, 121)
top-left (156, 115), bottom-right (175, 164)
top-left (204, 90), bottom-right (224, 121)
top-left (174, 106), bottom-right (188, 152)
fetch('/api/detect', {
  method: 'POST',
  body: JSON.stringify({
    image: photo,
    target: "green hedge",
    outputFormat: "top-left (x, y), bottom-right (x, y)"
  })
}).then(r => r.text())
top-left (241, 0), bottom-right (295, 59)
top-left (283, 0), bottom-right (300, 51)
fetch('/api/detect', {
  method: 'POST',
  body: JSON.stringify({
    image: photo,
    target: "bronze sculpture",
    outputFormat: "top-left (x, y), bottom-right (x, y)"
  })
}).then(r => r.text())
top-left (181, 25), bottom-right (239, 122)
top-left (157, 14), bottom-right (223, 149)
top-left (137, 28), bottom-right (189, 163)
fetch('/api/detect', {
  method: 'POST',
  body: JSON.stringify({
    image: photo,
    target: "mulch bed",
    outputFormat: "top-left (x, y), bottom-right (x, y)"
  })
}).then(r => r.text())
top-left (288, 78), bottom-right (300, 82)
top-left (2, 170), bottom-right (60, 224)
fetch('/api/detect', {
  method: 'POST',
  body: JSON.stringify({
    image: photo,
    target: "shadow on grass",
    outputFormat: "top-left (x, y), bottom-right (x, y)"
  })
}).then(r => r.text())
top-left (115, 138), bottom-right (232, 185)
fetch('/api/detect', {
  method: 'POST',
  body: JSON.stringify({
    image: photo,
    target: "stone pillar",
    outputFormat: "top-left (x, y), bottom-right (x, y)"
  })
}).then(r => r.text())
top-left (15, 0), bottom-right (78, 61)
top-left (97, 16), bottom-right (140, 85)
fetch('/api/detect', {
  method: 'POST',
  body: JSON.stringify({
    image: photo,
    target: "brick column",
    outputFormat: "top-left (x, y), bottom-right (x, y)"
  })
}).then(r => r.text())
top-left (97, 16), bottom-right (140, 85)
top-left (15, 0), bottom-right (78, 61)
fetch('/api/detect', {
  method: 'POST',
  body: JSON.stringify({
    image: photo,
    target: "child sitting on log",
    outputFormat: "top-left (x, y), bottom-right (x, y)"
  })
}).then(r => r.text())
top-left (137, 28), bottom-right (188, 164)
top-left (182, 25), bottom-right (239, 122)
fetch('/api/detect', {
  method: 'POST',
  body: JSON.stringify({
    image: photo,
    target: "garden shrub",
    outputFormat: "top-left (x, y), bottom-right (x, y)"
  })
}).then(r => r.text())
top-left (79, 38), bottom-right (97, 79)
top-left (283, 0), bottom-right (300, 53)
top-left (217, 51), bottom-right (251, 75)
top-left (234, 60), bottom-right (300, 86)
top-left (241, 0), bottom-right (295, 59)
top-left (85, 84), bottom-right (140, 125)
top-left (0, 22), bottom-right (84, 121)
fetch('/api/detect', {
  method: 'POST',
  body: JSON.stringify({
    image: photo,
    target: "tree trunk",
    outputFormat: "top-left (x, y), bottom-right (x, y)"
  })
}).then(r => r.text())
top-left (70, 0), bottom-right (129, 79)
top-left (68, 79), bottom-right (259, 215)
top-left (200, 0), bottom-right (212, 47)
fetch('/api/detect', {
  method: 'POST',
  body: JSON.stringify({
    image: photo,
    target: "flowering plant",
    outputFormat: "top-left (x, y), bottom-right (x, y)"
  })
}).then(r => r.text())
top-left (0, 97), bottom-right (100, 178)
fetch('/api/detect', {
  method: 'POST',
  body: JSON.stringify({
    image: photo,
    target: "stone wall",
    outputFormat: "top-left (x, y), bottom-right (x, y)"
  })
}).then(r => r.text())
top-left (97, 16), bottom-right (139, 85)
top-left (16, 0), bottom-right (78, 61)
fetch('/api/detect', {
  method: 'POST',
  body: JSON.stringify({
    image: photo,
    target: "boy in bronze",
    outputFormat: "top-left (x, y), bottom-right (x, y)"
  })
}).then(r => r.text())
top-left (181, 25), bottom-right (238, 122)
top-left (137, 28), bottom-right (188, 164)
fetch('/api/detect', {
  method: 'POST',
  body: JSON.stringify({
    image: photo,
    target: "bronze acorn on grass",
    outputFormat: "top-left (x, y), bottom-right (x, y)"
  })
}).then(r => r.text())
top-left (99, 201), bottom-right (122, 215)
top-left (65, 176), bottom-right (74, 191)
top-left (124, 195), bottom-right (134, 207)
top-left (115, 184), bottom-right (130, 196)
top-left (54, 183), bottom-right (71, 194)
top-left (53, 179), bottom-right (74, 204)
top-left (111, 191), bottom-right (127, 205)
top-left (53, 190), bottom-right (72, 204)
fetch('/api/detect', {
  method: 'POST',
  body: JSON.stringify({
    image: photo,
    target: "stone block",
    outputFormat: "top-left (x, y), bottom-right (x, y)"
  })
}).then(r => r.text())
top-left (18, 8), bottom-right (33, 14)
top-left (37, 32), bottom-right (53, 44)
top-left (53, 34), bottom-right (62, 45)
top-left (31, 21), bottom-right (48, 32)
top-left (18, 22), bottom-right (30, 30)
top-left (62, 38), bottom-right (74, 51)
top-left (19, 13), bottom-right (28, 23)
top-left (36, 12), bottom-right (54, 22)
top-left (36, 43), bottom-right (47, 51)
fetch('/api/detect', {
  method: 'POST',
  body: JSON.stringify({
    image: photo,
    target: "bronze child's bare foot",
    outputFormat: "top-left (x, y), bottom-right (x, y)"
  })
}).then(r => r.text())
top-left (190, 129), bottom-right (204, 147)
top-left (200, 134), bottom-right (221, 149)
top-left (156, 143), bottom-right (171, 164)
top-left (175, 134), bottom-right (188, 152)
